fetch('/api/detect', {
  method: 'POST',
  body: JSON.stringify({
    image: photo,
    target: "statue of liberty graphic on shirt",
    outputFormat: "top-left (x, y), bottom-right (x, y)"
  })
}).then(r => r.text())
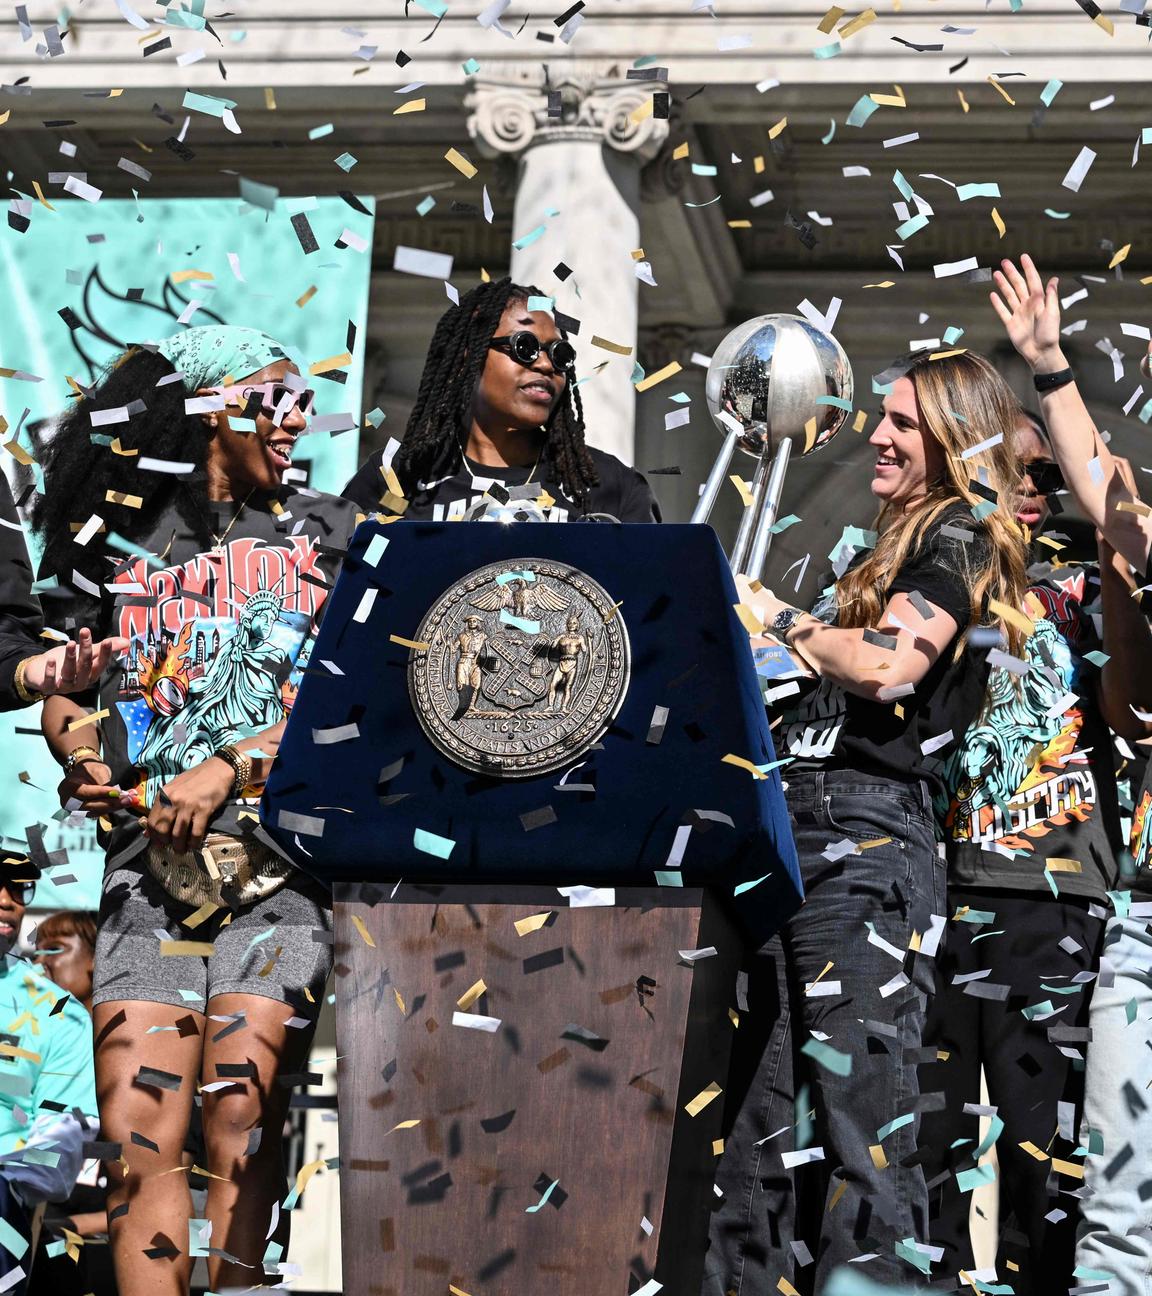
top-left (120, 576), bottom-right (311, 807)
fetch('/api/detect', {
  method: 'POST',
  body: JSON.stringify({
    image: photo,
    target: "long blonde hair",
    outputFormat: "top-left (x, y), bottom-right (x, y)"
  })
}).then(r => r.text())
top-left (835, 350), bottom-right (1029, 658)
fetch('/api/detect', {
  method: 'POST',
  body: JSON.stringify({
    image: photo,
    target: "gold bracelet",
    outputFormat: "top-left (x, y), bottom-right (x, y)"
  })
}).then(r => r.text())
top-left (213, 744), bottom-right (253, 799)
top-left (13, 657), bottom-right (44, 705)
top-left (62, 745), bottom-right (103, 779)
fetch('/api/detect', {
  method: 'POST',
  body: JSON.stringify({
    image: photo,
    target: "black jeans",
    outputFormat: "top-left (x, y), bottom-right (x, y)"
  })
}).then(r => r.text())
top-left (703, 770), bottom-right (946, 1296)
top-left (920, 887), bottom-right (1103, 1295)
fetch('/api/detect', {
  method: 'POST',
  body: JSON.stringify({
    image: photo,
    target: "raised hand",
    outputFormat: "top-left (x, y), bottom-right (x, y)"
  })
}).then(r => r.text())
top-left (23, 628), bottom-right (129, 696)
top-left (989, 254), bottom-right (1063, 370)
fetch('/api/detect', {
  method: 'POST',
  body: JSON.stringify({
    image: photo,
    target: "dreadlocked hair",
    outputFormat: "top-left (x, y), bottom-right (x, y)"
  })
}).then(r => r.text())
top-left (30, 347), bottom-right (215, 628)
top-left (835, 349), bottom-right (1030, 661)
top-left (393, 276), bottom-right (599, 505)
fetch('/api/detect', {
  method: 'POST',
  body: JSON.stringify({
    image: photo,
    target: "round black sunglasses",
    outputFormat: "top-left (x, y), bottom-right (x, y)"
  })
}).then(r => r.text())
top-left (489, 332), bottom-right (576, 373)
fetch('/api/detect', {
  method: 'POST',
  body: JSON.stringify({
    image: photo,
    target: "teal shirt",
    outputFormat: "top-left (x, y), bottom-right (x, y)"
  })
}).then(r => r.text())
top-left (0, 957), bottom-right (96, 1156)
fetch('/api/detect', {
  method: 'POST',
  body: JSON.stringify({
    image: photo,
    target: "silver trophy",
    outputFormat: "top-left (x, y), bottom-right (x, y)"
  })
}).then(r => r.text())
top-left (692, 313), bottom-right (854, 581)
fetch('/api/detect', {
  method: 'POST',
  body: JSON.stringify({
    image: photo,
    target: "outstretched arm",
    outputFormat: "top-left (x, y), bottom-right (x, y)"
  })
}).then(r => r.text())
top-left (990, 254), bottom-right (1152, 574)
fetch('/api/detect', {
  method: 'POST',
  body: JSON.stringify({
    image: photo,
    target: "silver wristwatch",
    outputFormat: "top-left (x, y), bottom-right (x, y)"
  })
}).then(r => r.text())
top-left (771, 607), bottom-right (803, 644)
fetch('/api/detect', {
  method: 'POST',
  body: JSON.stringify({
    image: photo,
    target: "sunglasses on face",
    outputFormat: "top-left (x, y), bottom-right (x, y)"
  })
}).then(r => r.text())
top-left (1023, 460), bottom-right (1065, 496)
top-left (0, 880), bottom-right (35, 906)
top-left (213, 382), bottom-right (316, 420)
top-left (489, 332), bottom-right (576, 373)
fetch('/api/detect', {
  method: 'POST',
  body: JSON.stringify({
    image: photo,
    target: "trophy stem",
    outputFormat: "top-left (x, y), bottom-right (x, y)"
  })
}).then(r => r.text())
top-left (689, 428), bottom-right (740, 526)
top-left (729, 439), bottom-right (792, 580)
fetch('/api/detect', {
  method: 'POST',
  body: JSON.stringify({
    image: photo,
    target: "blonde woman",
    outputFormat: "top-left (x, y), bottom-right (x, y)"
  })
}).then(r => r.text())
top-left (703, 350), bottom-right (1029, 1296)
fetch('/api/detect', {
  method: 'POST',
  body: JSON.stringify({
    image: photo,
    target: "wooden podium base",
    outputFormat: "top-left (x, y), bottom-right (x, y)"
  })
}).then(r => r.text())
top-left (332, 882), bottom-right (738, 1296)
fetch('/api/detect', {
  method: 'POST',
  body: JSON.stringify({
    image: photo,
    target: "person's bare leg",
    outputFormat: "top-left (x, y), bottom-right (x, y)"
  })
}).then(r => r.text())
top-left (201, 993), bottom-right (316, 1291)
top-left (94, 1000), bottom-right (203, 1296)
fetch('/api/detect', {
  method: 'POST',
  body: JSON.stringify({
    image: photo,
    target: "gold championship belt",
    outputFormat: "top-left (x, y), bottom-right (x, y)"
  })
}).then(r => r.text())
top-left (408, 559), bottom-right (631, 778)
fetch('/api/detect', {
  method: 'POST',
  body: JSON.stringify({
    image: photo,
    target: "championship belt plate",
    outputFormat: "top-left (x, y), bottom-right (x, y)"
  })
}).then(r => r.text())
top-left (408, 559), bottom-right (631, 778)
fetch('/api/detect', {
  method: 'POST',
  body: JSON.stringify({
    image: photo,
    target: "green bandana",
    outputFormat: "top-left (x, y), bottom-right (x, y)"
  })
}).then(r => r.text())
top-left (153, 325), bottom-right (287, 390)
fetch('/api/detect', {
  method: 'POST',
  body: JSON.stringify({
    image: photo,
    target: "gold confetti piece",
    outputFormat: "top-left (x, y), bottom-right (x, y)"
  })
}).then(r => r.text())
top-left (630, 247), bottom-right (646, 260)
top-left (67, 708), bottom-right (109, 731)
top-left (159, 940), bottom-right (215, 957)
top-left (2, 439), bottom-right (33, 467)
top-left (444, 147), bottom-right (477, 179)
top-left (863, 281), bottom-right (895, 289)
top-left (171, 269), bottom-right (213, 284)
top-left (394, 98), bottom-right (426, 115)
top-left (1109, 244), bottom-right (1131, 269)
top-left (110, 437), bottom-right (138, 456)
top-left (909, 930), bottom-right (922, 953)
top-left (733, 603), bottom-right (765, 636)
top-left (390, 634), bottom-right (430, 651)
top-left (1094, 12), bottom-right (1114, 34)
top-left (1018, 1141), bottom-right (1049, 1161)
top-left (754, 155), bottom-right (765, 173)
top-left (591, 335), bottom-right (633, 356)
top-left (870, 85), bottom-right (906, 108)
top-left (838, 7), bottom-right (876, 37)
top-left (264, 87), bottom-right (277, 110)
top-left (457, 979), bottom-right (487, 1010)
top-left (858, 837), bottom-right (893, 850)
top-left (449, 1287), bottom-right (473, 1296)
top-left (296, 285), bottom-right (318, 308)
top-left (729, 1008), bottom-right (740, 1028)
top-left (728, 220), bottom-right (752, 229)
top-left (989, 597), bottom-right (1036, 638)
top-left (853, 410), bottom-right (869, 433)
top-left (0, 1044), bottom-right (40, 1064)
top-left (828, 1180), bottom-right (847, 1211)
top-left (768, 117), bottom-right (788, 140)
top-left (350, 914), bottom-right (376, 947)
top-left (514, 911), bottom-right (553, 936)
top-left (31, 181), bottom-right (54, 210)
top-left (1051, 1157), bottom-right (1085, 1179)
top-left (869, 1143), bottom-right (889, 1169)
top-left (105, 491), bottom-right (143, 508)
top-left (685, 1081), bottom-right (723, 1117)
top-left (811, 961), bottom-right (834, 985)
top-left (257, 948), bottom-right (282, 978)
top-left (672, 142), bottom-right (689, 160)
top-left (817, 6), bottom-right (846, 34)
top-left (0, 111), bottom-right (9, 127)
top-left (803, 416), bottom-right (820, 453)
top-left (309, 351), bottom-right (352, 374)
top-left (1046, 858), bottom-right (1083, 873)
top-left (991, 207), bottom-right (1006, 239)
top-left (636, 361), bottom-right (683, 393)
top-left (712, 1138), bottom-right (725, 1156)
top-left (929, 349), bottom-right (967, 361)
top-left (601, 599), bottom-right (624, 623)
top-left (538, 488), bottom-right (556, 510)
top-left (1117, 499), bottom-right (1152, 517)
top-left (629, 97), bottom-right (654, 125)
top-left (394, 987), bottom-right (406, 1015)
top-left (182, 901), bottom-right (219, 930)
top-left (729, 475), bottom-right (754, 508)
top-left (723, 753), bottom-right (767, 780)
top-left (957, 90), bottom-right (970, 114)
top-left (290, 1158), bottom-right (326, 1201)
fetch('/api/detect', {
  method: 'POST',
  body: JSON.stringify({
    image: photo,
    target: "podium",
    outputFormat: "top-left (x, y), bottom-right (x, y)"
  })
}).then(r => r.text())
top-left (262, 522), bottom-right (801, 1295)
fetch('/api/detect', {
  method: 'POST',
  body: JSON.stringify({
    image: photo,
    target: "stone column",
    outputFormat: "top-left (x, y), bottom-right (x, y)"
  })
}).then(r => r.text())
top-left (467, 76), bottom-right (668, 466)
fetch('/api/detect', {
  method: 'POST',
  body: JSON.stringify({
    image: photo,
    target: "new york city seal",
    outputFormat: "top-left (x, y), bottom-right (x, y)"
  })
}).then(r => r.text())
top-left (408, 559), bottom-right (630, 777)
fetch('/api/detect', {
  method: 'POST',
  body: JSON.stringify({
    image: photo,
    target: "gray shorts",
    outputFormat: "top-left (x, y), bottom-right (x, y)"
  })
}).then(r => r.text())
top-left (93, 862), bottom-right (334, 1013)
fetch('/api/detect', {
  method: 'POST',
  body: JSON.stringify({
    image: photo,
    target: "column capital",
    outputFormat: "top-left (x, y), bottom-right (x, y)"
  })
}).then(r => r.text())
top-left (466, 74), bottom-right (669, 163)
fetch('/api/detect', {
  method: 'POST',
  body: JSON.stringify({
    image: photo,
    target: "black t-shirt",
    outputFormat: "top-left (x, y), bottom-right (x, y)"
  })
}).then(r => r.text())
top-left (342, 439), bottom-right (661, 524)
top-left (42, 488), bottom-right (358, 869)
top-left (939, 563), bottom-right (1119, 902)
top-left (776, 504), bottom-right (992, 806)
top-left (0, 475), bottom-right (44, 708)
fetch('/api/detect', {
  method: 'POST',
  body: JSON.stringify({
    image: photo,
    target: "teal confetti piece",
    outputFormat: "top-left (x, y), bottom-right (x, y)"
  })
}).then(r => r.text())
top-left (956, 183), bottom-right (1001, 201)
top-left (1137, 398), bottom-right (1152, 425)
top-left (895, 1238), bottom-right (933, 1276)
top-left (0, 1215), bottom-right (28, 1260)
top-left (847, 95), bottom-right (880, 128)
top-left (956, 908), bottom-right (997, 924)
top-left (238, 176), bottom-right (279, 211)
top-left (308, 123), bottom-right (334, 140)
top-left (183, 90), bottom-right (237, 118)
top-left (1082, 650), bottom-right (1109, 667)
top-left (1043, 867), bottom-right (1060, 898)
top-left (896, 214), bottom-right (930, 240)
top-left (633, 54), bottom-right (664, 66)
top-left (631, 360), bottom-right (646, 384)
top-left (796, 1082), bottom-right (813, 1148)
top-left (1075, 1268), bottom-right (1115, 1283)
top-left (974, 1114), bottom-right (1004, 1161)
top-left (1021, 999), bottom-right (1057, 1020)
top-left (801, 1038), bottom-right (852, 1077)
top-left (892, 170), bottom-right (914, 201)
top-left (412, 0), bottom-right (447, 14)
top-left (815, 395), bottom-right (853, 410)
top-left (769, 514), bottom-right (801, 535)
top-left (684, 196), bottom-right (722, 208)
top-left (1108, 889), bottom-right (1132, 918)
top-left (956, 1162), bottom-right (996, 1193)
top-left (654, 871), bottom-right (683, 887)
top-left (189, 1218), bottom-right (211, 1258)
top-left (970, 500), bottom-right (997, 521)
top-left (821, 118), bottom-right (836, 144)
top-left (872, 378), bottom-right (895, 396)
top-left (245, 924), bottom-right (278, 954)
top-left (669, 391), bottom-right (691, 404)
top-left (691, 163), bottom-right (718, 176)
top-left (416, 195), bottom-right (436, 216)
top-left (365, 406), bottom-right (385, 427)
top-left (943, 326), bottom-right (964, 345)
top-left (1040, 982), bottom-right (1084, 996)
top-left (512, 224), bottom-right (546, 250)
top-left (229, 28), bottom-right (246, 41)
top-left (462, 57), bottom-right (480, 74)
top-left (414, 828), bottom-right (455, 860)
top-left (363, 534), bottom-right (390, 568)
top-left (1143, 128), bottom-right (1152, 146)
top-left (106, 532), bottom-right (165, 568)
top-left (877, 1113), bottom-right (914, 1141)
top-left (526, 1178), bottom-right (559, 1213)
top-left (1126, 998), bottom-right (1138, 1025)
top-left (1044, 209), bottom-right (1071, 220)
top-left (814, 42), bottom-right (841, 60)
top-left (734, 873), bottom-right (771, 896)
top-left (500, 610), bottom-right (540, 634)
top-left (165, 7), bottom-right (206, 28)
top-left (526, 294), bottom-right (554, 313)
top-left (178, 989), bottom-right (205, 1003)
top-left (334, 152), bottom-right (358, 172)
top-left (496, 569), bottom-right (536, 585)
top-left (1040, 78), bottom-right (1063, 107)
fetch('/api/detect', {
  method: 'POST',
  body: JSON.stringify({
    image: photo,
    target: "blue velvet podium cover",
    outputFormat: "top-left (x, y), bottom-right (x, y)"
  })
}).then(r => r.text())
top-left (261, 522), bottom-right (801, 931)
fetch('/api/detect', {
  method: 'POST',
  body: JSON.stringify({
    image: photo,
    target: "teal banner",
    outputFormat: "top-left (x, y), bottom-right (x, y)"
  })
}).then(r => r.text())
top-left (0, 195), bottom-right (375, 908)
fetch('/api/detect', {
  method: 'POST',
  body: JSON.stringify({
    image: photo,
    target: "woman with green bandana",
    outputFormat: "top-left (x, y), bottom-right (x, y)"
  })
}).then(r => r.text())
top-left (32, 325), bottom-right (358, 1296)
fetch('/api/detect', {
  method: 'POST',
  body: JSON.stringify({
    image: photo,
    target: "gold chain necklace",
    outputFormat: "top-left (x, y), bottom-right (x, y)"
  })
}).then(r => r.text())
top-left (459, 435), bottom-right (544, 488)
top-left (209, 489), bottom-right (255, 551)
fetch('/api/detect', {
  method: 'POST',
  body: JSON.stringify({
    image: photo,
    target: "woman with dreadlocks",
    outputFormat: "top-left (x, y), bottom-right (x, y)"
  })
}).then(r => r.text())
top-left (343, 277), bottom-right (661, 523)
top-left (32, 325), bottom-right (358, 1296)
